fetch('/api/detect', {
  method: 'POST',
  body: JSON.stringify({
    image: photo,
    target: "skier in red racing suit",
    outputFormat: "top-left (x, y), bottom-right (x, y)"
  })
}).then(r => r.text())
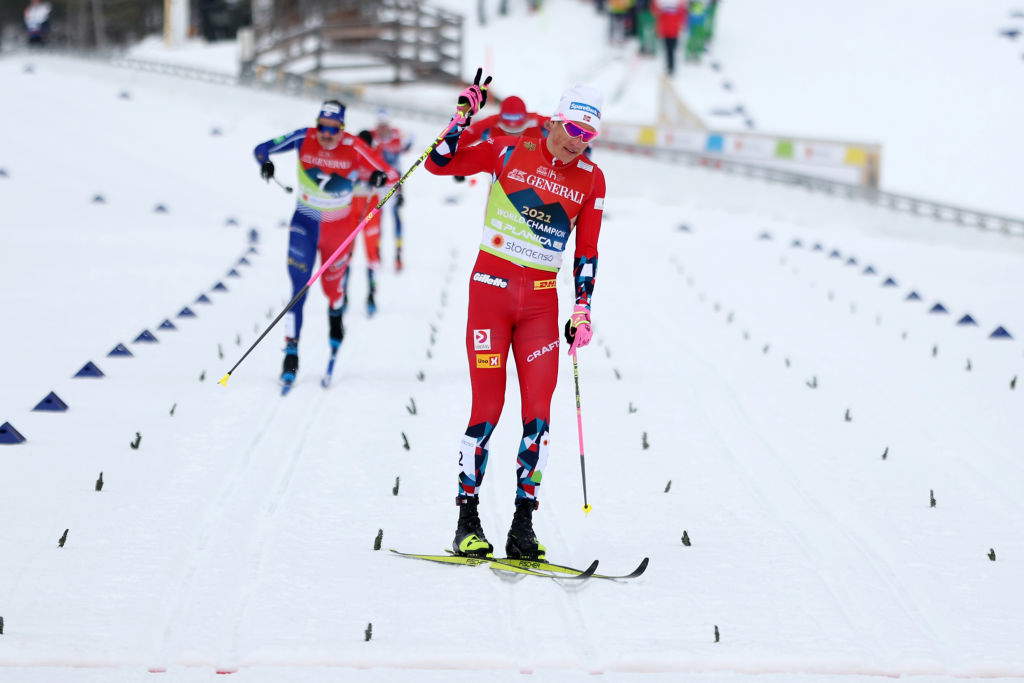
top-left (426, 75), bottom-right (607, 561)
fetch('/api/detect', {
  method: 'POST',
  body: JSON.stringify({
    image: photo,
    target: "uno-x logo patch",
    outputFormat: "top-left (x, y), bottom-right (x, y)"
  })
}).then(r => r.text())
top-left (476, 353), bottom-right (501, 369)
top-left (473, 329), bottom-right (491, 351)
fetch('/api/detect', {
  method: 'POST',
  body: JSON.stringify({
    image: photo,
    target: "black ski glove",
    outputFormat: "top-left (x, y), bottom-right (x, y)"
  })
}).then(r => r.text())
top-left (370, 170), bottom-right (388, 188)
top-left (260, 160), bottom-right (275, 181)
top-left (453, 176), bottom-right (466, 183)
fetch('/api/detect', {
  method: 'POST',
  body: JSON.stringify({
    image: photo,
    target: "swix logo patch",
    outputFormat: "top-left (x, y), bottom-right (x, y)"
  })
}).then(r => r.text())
top-left (476, 353), bottom-right (501, 369)
top-left (526, 340), bottom-right (559, 363)
top-left (473, 329), bottom-right (491, 351)
top-left (534, 279), bottom-right (556, 290)
top-left (472, 272), bottom-right (509, 288)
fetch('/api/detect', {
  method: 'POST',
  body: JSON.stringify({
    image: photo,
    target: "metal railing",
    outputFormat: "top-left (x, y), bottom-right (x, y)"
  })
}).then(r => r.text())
top-left (595, 139), bottom-right (1024, 238)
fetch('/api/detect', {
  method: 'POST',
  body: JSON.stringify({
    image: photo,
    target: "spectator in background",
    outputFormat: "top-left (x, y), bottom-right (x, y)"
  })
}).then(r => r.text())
top-left (635, 0), bottom-right (657, 55)
top-left (685, 1), bottom-right (708, 62)
top-left (653, 0), bottom-right (687, 76)
top-left (607, 0), bottom-right (633, 46)
top-left (705, 0), bottom-right (719, 45)
top-left (24, 0), bottom-right (52, 45)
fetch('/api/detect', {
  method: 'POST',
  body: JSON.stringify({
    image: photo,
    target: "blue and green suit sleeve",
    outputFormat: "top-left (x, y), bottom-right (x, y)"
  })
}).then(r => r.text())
top-left (254, 128), bottom-right (308, 164)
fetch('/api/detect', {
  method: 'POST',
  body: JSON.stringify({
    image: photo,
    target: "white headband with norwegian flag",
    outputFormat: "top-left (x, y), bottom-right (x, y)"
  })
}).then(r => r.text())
top-left (553, 84), bottom-right (604, 134)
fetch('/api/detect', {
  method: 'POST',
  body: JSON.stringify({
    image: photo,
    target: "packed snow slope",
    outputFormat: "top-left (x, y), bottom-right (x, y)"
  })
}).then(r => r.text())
top-left (2, 4), bottom-right (1024, 683)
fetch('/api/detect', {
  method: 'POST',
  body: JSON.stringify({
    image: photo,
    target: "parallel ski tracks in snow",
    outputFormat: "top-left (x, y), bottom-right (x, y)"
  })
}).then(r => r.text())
top-left (216, 389), bottom-right (330, 673)
top-left (682, 353), bottom-right (952, 665)
top-left (146, 387), bottom-right (327, 672)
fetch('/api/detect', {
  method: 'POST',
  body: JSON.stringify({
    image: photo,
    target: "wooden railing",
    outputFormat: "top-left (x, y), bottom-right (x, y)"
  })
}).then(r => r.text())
top-left (241, 0), bottom-right (462, 85)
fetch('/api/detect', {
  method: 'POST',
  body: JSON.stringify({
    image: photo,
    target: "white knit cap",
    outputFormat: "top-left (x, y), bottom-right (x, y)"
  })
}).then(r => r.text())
top-left (553, 84), bottom-right (603, 133)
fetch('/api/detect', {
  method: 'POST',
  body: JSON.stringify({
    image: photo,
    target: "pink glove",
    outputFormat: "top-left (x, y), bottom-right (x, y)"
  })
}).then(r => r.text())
top-left (457, 67), bottom-right (492, 119)
top-left (458, 85), bottom-right (484, 116)
top-left (565, 304), bottom-right (593, 355)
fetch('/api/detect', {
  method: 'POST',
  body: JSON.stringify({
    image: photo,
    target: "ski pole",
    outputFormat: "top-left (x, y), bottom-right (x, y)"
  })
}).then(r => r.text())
top-left (219, 113), bottom-right (467, 387)
top-left (271, 175), bottom-right (293, 193)
top-left (571, 349), bottom-right (592, 515)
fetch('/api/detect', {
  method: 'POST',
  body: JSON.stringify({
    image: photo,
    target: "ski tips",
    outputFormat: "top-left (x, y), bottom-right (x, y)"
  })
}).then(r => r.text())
top-left (583, 503), bottom-right (592, 515)
top-left (218, 373), bottom-right (231, 387)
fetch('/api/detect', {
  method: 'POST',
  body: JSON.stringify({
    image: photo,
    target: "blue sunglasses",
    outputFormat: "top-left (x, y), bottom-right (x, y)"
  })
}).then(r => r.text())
top-left (317, 123), bottom-right (342, 135)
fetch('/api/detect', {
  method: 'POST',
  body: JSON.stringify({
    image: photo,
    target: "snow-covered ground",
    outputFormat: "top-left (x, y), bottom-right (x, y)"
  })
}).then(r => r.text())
top-left (2, 1), bottom-right (1024, 681)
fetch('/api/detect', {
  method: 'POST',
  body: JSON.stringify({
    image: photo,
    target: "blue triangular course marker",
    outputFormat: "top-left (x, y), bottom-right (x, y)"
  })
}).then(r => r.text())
top-left (0, 421), bottom-right (27, 444)
top-left (107, 343), bottom-right (133, 357)
top-left (33, 391), bottom-right (69, 412)
top-left (905, 291), bottom-right (922, 301)
top-left (92, 194), bottom-right (106, 204)
top-left (882, 277), bottom-right (898, 287)
top-left (158, 319), bottom-right (177, 330)
top-left (212, 282), bottom-right (228, 292)
top-left (758, 232), bottom-right (772, 240)
top-left (225, 217), bottom-right (239, 226)
top-left (74, 361), bottom-right (105, 377)
top-left (989, 326), bottom-right (1013, 339)
top-left (812, 243), bottom-right (823, 251)
top-left (195, 294), bottom-right (212, 304)
top-left (845, 257), bottom-right (857, 266)
top-left (133, 329), bottom-right (158, 343)
top-left (790, 239), bottom-right (802, 248)
top-left (237, 256), bottom-right (251, 266)
top-left (677, 224), bottom-right (691, 232)
top-left (863, 265), bottom-right (877, 275)
top-left (957, 314), bottom-right (978, 326)
top-left (929, 303), bottom-right (949, 314)
top-left (177, 306), bottom-right (196, 318)
top-left (227, 269), bottom-right (240, 277)
top-left (247, 246), bottom-right (258, 254)
top-left (829, 250), bottom-right (841, 259)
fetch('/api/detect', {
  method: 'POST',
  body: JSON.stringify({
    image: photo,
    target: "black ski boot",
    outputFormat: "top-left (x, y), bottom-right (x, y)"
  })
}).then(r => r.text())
top-left (328, 308), bottom-right (344, 352)
top-left (366, 283), bottom-right (377, 316)
top-left (453, 496), bottom-right (493, 558)
top-left (505, 499), bottom-right (546, 560)
top-left (281, 338), bottom-right (299, 382)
